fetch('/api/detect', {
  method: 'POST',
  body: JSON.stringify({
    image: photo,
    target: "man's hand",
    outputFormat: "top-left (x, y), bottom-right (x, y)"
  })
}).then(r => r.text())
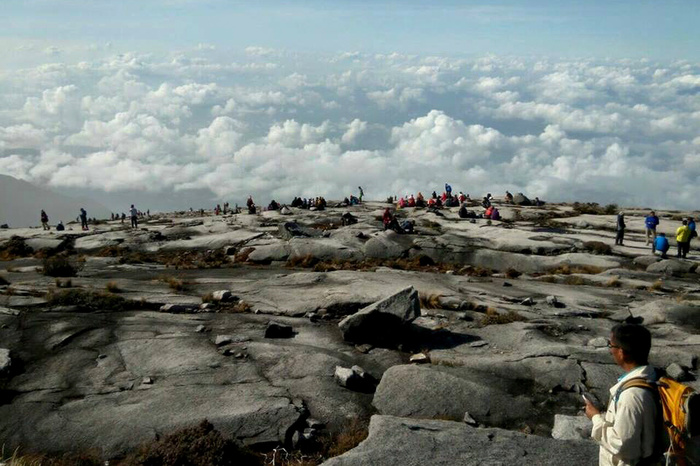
top-left (584, 398), bottom-right (600, 419)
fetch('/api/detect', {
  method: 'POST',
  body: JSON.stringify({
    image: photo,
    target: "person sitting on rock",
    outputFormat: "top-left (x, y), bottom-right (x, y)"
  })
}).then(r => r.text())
top-left (652, 232), bottom-right (669, 258)
top-left (341, 212), bottom-right (358, 226)
top-left (458, 192), bottom-right (467, 203)
top-left (56, 221), bottom-right (65, 231)
top-left (482, 196), bottom-right (491, 208)
top-left (427, 197), bottom-right (436, 207)
top-left (401, 219), bottom-right (415, 234)
top-left (431, 191), bottom-right (438, 199)
top-left (484, 205), bottom-right (494, 219)
top-left (505, 191), bottom-right (513, 203)
top-left (268, 200), bottom-right (280, 211)
top-left (408, 194), bottom-right (415, 207)
top-left (534, 197), bottom-right (544, 206)
top-left (349, 195), bottom-right (359, 205)
top-left (382, 208), bottom-right (393, 230)
top-left (397, 197), bottom-right (407, 209)
top-left (459, 203), bottom-right (469, 219)
top-left (491, 207), bottom-right (501, 220)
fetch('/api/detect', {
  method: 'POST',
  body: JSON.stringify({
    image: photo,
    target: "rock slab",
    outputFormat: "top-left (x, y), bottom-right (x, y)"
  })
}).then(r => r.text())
top-left (338, 287), bottom-right (420, 345)
top-left (320, 415), bottom-right (597, 466)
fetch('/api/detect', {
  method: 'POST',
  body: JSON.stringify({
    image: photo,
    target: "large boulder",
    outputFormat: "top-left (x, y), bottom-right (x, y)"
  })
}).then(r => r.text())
top-left (646, 259), bottom-right (697, 277)
top-left (551, 414), bottom-right (592, 440)
top-left (320, 415), bottom-right (597, 466)
top-left (362, 231), bottom-right (409, 260)
top-left (338, 287), bottom-right (421, 345)
top-left (279, 222), bottom-right (321, 240)
top-left (372, 364), bottom-right (534, 428)
top-left (513, 192), bottom-right (531, 206)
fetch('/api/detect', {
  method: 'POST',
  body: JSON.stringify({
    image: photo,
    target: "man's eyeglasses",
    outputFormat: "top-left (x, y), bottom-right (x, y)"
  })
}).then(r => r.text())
top-left (606, 340), bottom-right (621, 349)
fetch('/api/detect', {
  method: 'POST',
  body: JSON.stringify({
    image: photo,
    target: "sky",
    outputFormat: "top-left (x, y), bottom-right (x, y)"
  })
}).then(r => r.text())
top-left (1, 0), bottom-right (699, 211)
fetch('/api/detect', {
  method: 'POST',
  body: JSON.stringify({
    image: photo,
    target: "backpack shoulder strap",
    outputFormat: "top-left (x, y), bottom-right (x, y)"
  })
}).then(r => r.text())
top-left (615, 378), bottom-right (657, 406)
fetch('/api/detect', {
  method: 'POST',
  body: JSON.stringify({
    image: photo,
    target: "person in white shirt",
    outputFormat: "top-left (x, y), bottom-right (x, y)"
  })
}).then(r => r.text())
top-left (585, 323), bottom-right (658, 466)
top-left (130, 204), bottom-right (139, 229)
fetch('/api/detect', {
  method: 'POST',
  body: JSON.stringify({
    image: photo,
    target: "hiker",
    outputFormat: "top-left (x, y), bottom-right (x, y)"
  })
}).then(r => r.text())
top-left (458, 192), bottom-right (466, 203)
top-left (688, 216), bottom-right (697, 250)
top-left (505, 191), bottom-right (513, 203)
top-left (80, 208), bottom-right (88, 231)
top-left (130, 204), bottom-right (138, 228)
top-left (615, 212), bottom-right (626, 246)
top-left (56, 221), bottom-right (65, 231)
top-left (444, 183), bottom-right (452, 198)
top-left (358, 186), bottom-right (364, 203)
top-left (482, 196), bottom-right (491, 209)
top-left (491, 207), bottom-right (501, 221)
top-left (268, 200), bottom-right (279, 211)
top-left (382, 208), bottom-right (393, 230)
top-left (416, 192), bottom-right (426, 208)
top-left (459, 203), bottom-right (469, 219)
top-left (644, 211), bottom-right (659, 245)
top-left (652, 233), bottom-right (669, 259)
top-left (676, 219), bottom-right (691, 258)
top-left (215, 204), bottom-right (221, 215)
top-left (121, 213), bottom-right (126, 224)
top-left (247, 196), bottom-right (256, 214)
top-left (585, 323), bottom-right (658, 466)
top-left (408, 194), bottom-right (415, 207)
top-left (40, 210), bottom-right (50, 230)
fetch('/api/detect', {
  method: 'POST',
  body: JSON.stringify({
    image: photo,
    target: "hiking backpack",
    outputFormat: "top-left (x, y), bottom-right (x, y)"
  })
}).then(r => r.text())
top-left (619, 376), bottom-right (700, 466)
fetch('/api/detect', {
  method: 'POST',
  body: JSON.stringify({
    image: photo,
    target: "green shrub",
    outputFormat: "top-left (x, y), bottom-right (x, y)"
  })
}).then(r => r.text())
top-left (47, 289), bottom-right (135, 311)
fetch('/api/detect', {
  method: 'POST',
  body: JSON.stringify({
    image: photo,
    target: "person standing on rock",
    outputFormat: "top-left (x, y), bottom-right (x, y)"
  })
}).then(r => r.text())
top-left (585, 323), bottom-right (658, 466)
top-left (615, 212), bottom-right (626, 246)
top-left (358, 186), bottom-right (364, 203)
top-left (676, 219), bottom-right (691, 259)
top-left (687, 216), bottom-right (696, 252)
top-left (644, 211), bottom-right (659, 246)
top-left (130, 204), bottom-right (139, 229)
top-left (40, 210), bottom-right (50, 230)
top-left (80, 208), bottom-right (88, 231)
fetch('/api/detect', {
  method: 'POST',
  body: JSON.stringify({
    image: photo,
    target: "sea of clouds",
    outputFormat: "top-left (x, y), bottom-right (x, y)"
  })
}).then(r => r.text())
top-left (1, 46), bottom-right (699, 210)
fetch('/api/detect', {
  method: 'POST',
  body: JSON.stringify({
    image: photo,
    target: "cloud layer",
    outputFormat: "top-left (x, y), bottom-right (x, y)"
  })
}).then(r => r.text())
top-left (1, 49), bottom-right (699, 210)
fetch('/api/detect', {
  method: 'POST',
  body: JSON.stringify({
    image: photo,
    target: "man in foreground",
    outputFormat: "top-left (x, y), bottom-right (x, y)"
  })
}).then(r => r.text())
top-left (585, 323), bottom-right (658, 466)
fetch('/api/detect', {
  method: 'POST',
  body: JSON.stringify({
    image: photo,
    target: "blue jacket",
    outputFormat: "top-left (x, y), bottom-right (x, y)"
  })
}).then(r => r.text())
top-left (654, 236), bottom-right (669, 251)
top-left (689, 220), bottom-right (696, 232)
top-left (645, 215), bottom-right (659, 229)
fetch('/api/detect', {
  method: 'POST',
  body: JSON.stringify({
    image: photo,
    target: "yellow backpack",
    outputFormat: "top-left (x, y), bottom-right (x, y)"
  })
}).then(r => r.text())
top-left (619, 376), bottom-right (700, 466)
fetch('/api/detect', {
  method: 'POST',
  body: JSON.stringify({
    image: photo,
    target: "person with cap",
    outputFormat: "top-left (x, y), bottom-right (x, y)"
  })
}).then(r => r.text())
top-left (644, 211), bottom-right (659, 246)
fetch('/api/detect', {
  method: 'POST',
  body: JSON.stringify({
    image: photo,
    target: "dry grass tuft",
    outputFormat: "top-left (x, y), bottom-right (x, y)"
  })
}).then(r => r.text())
top-left (325, 418), bottom-right (369, 459)
top-left (105, 281), bottom-right (122, 293)
top-left (157, 275), bottom-right (189, 292)
top-left (605, 276), bottom-right (621, 288)
top-left (563, 275), bottom-right (586, 286)
top-left (42, 255), bottom-right (78, 277)
top-left (54, 278), bottom-right (72, 288)
top-left (1, 448), bottom-right (102, 466)
top-left (419, 293), bottom-right (442, 310)
top-left (481, 307), bottom-right (527, 326)
top-left (582, 241), bottom-right (613, 255)
top-left (46, 289), bottom-right (141, 311)
top-left (505, 268), bottom-right (522, 279)
top-left (234, 247), bottom-right (255, 263)
top-left (287, 254), bottom-right (320, 268)
top-left (549, 264), bottom-right (604, 275)
top-left (648, 279), bottom-right (664, 292)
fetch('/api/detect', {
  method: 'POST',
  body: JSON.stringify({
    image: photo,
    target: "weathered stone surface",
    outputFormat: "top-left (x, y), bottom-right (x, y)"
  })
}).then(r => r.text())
top-left (338, 287), bottom-right (420, 345)
top-left (159, 303), bottom-right (198, 313)
top-left (666, 363), bottom-right (690, 381)
top-left (334, 365), bottom-right (376, 392)
top-left (551, 414), bottom-right (592, 440)
top-left (362, 232), bottom-right (409, 259)
top-left (513, 192), bottom-right (531, 206)
top-left (0, 348), bottom-right (10, 374)
top-left (646, 260), bottom-right (697, 276)
top-left (373, 365), bottom-right (534, 427)
top-left (320, 415), bottom-right (597, 466)
top-left (633, 255), bottom-right (661, 267)
top-left (211, 290), bottom-right (235, 302)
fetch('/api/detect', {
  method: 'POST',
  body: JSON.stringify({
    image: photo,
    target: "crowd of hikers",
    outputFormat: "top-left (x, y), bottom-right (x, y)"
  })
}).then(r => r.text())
top-left (32, 185), bottom-right (697, 261)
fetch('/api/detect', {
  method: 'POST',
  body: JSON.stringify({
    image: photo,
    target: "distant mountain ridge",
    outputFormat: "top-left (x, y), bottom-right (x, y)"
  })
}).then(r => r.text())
top-left (0, 174), bottom-right (111, 227)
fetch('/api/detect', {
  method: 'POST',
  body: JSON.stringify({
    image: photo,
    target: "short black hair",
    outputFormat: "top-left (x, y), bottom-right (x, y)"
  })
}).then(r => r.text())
top-left (611, 323), bottom-right (652, 365)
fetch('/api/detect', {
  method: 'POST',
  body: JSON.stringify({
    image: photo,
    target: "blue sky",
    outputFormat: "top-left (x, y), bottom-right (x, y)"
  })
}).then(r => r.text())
top-left (3, 0), bottom-right (699, 60)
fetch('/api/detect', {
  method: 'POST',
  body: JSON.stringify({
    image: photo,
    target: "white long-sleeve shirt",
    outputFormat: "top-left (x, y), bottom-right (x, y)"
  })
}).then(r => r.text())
top-left (591, 365), bottom-right (657, 466)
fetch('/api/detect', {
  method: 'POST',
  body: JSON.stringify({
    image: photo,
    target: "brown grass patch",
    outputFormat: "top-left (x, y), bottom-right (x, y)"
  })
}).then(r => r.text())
top-left (234, 247), bottom-right (254, 263)
top-left (1, 449), bottom-right (102, 466)
top-left (538, 275), bottom-right (558, 283)
top-left (287, 254), bottom-right (320, 268)
top-left (105, 281), bottom-right (122, 293)
top-left (0, 236), bottom-right (34, 260)
top-left (42, 255), bottom-right (79, 277)
top-left (648, 279), bottom-right (664, 292)
top-left (563, 275), bottom-right (586, 286)
top-left (549, 264), bottom-right (604, 275)
top-left (120, 419), bottom-right (260, 466)
top-left (605, 276), bottom-right (621, 288)
top-left (221, 301), bottom-right (251, 313)
top-left (582, 241), bottom-right (613, 255)
top-left (46, 289), bottom-right (141, 311)
top-left (505, 268), bottom-right (522, 279)
top-left (325, 418), bottom-right (369, 459)
top-left (157, 275), bottom-right (189, 292)
top-left (419, 293), bottom-right (442, 309)
top-left (481, 307), bottom-right (527, 326)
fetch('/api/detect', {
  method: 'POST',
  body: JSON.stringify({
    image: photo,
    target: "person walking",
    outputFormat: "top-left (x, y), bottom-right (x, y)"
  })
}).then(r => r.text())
top-left (644, 211), bottom-right (659, 245)
top-left (585, 323), bottom-right (658, 466)
top-left (40, 210), bottom-right (50, 230)
top-left (615, 212), bottom-right (626, 246)
top-left (79, 208), bottom-right (88, 231)
top-left (130, 204), bottom-right (139, 229)
top-left (676, 219), bottom-right (691, 258)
